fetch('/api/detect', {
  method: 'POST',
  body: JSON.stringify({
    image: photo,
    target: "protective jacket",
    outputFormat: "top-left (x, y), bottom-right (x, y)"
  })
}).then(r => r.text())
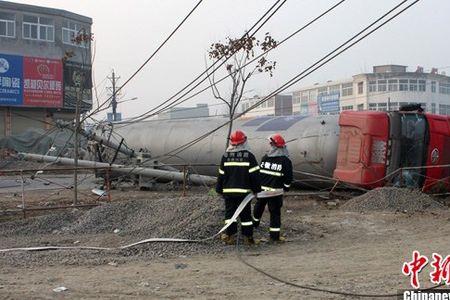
top-left (216, 150), bottom-right (261, 195)
top-left (259, 154), bottom-right (293, 191)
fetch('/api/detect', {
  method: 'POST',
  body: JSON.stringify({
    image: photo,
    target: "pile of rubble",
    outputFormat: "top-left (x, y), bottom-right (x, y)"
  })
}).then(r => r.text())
top-left (0, 194), bottom-right (320, 266)
top-left (0, 195), bottom-right (226, 266)
top-left (1, 195), bottom-right (224, 241)
top-left (342, 187), bottom-right (445, 213)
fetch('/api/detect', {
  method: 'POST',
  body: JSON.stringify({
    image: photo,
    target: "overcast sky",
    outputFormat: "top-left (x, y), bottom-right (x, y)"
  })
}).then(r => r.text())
top-left (10, 0), bottom-right (450, 119)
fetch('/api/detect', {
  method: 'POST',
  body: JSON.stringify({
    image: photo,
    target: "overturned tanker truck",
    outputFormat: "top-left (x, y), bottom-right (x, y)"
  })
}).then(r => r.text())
top-left (112, 108), bottom-right (450, 192)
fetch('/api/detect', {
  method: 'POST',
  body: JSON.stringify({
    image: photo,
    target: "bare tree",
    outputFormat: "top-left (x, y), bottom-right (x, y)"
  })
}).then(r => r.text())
top-left (207, 32), bottom-right (277, 148)
top-left (63, 29), bottom-right (93, 205)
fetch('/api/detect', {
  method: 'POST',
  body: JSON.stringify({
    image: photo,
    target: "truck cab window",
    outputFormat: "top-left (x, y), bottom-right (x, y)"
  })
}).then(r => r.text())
top-left (397, 113), bottom-right (428, 187)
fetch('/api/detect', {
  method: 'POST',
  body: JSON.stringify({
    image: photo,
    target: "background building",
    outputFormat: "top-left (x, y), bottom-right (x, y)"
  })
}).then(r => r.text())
top-left (0, 0), bottom-right (92, 137)
top-left (158, 103), bottom-right (209, 120)
top-left (292, 65), bottom-right (450, 116)
top-left (240, 94), bottom-right (293, 117)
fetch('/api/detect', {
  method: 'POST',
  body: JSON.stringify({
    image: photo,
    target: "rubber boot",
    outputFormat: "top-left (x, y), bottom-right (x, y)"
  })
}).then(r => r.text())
top-left (220, 233), bottom-right (235, 245)
top-left (269, 236), bottom-right (286, 244)
top-left (243, 236), bottom-right (260, 245)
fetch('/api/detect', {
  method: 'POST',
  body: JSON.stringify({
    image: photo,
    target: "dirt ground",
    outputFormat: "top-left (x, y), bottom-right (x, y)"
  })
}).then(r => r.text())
top-left (1, 181), bottom-right (450, 299)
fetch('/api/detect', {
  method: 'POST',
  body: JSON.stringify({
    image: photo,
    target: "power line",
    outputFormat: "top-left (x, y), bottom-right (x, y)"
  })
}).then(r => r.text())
top-left (118, 0), bottom-right (346, 127)
top-left (130, 0), bottom-right (346, 124)
top-left (158, 0), bottom-right (419, 158)
top-left (115, 69), bottom-right (445, 127)
top-left (87, 0), bottom-right (287, 122)
top-left (111, 0), bottom-right (349, 130)
top-left (81, 0), bottom-right (206, 122)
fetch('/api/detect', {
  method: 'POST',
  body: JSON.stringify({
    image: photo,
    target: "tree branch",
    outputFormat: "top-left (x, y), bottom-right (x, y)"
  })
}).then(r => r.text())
top-left (204, 56), bottom-right (230, 107)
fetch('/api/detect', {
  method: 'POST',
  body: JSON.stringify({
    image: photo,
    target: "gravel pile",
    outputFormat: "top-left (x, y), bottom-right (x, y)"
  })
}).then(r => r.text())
top-left (0, 196), bottom-right (224, 241)
top-left (0, 194), bottom-right (320, 266)
top-left (0, 210), bottom-right (82, 236)
top-left (342, 187), bottom-right (445, 213)
top-left (67, 196), bottom-right (223, 241)
top-left (0, 195), bottom-right (254, 266)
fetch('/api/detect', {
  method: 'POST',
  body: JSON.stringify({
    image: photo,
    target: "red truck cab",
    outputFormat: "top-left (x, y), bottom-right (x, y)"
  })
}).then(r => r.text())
top-left (334, 110), bottom-right (450, 192)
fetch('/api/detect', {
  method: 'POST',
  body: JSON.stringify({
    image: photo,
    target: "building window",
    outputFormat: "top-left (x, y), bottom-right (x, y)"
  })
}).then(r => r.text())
top-left (342, 83), bottom-right (353, 96)
top-left (300, 106), bottom-right (308, 115)
top-left (23, 15), bottom-right (54, 41)
top-left (62, 20), bottom-right (88, 47)
top-left (309, 89), bottom-right (317, 102)
top-left (357, 82), bottom-right (364, 94)
top-left (388, 79), bottom-right (398, 92)
top-left (329, 84), bottom-right (340, 94)
top-left (431, 103), bottom-right (436, 114)
top-left (378, 80), bottom-right (387, 92)
top-left (439, 82), bottom-right (450, 94)
top-left (389, 102), bottom-right (399, 111)
top-left (357, 104), bottom-right (364, 111)
top-left (409, 79), bottom-right (418, 91)
top-left (341, 105), bottom-right (353, 111)
top-left (368, 103), bottom-right (388, 111)
top-left (0, 12), bottom-right (15, 38)
top-left (439, 104), bottom-right (450, 116)
top-left (418, 80), bottom-right (426, 92)
top-left (431, 81), bottom-right (436, 93)
top-left (318, 87), bottom-right (328, 96)
top-left (300, 91), bottom-right (309, 103)
top-left (399, 79), bottom-right (408, 91)
top-left (292, 94), bottom-right (300, 104)
top-left (368, 81), bottom-right (376, 92)
top-left (378, 102), bottom-right (387, 111)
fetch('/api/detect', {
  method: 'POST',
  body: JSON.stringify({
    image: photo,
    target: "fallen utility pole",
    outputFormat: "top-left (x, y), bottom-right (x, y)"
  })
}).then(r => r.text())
top-left (18, 153), bottom-right (217, 186)
top-left (55, 120), bottom-right (135, 158)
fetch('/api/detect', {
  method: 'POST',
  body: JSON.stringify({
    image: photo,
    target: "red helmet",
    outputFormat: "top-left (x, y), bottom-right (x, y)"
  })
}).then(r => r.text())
top-left (269, 133), bottom-right (286, 147)
top-left (230, 130), bottom-right (247, 146)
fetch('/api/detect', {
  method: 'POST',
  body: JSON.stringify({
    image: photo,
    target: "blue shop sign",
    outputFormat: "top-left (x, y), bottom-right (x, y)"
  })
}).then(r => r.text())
top-left (318, 91), bottom-right (340, 113)
top-left (0, 53), bottom-right (23, 106)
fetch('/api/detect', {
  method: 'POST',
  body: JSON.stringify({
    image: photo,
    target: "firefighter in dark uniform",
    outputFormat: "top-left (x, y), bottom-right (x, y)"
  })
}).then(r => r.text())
top-left (253, 133), bottom-right (293, 242)
top-left (216, 130), bottom-right (261, 245)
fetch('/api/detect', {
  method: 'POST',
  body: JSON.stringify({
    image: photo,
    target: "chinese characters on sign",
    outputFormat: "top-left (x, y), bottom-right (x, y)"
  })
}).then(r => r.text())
top-left (261, 162), bottom-right (283, 171)
top-left (23, 57), bottom-right (63, 107)
top-left (318, 91), bottom-right (340, 114)
top-left (403, 251), bottom-right (450, 289)
top-left (0, 54), bottom-right (23, 106)
top-left (0, 53), bottom-right (92, 110)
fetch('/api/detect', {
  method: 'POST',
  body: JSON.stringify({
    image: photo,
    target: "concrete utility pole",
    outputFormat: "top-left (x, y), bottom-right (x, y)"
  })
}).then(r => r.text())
top-left (108, 70), bottom-right (120, 121)
top-left (73, 84), bottom-right (82, 205)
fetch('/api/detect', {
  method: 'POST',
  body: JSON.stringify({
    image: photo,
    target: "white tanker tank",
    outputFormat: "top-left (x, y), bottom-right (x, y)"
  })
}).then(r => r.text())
top-left (111, 115), bottom-right (340, 187)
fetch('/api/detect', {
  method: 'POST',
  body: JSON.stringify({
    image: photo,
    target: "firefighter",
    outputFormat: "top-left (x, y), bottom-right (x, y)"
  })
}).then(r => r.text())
top-left (216, 130), bottom-right (261, 245)
top-left (253, 133), bottom-right (293, 242)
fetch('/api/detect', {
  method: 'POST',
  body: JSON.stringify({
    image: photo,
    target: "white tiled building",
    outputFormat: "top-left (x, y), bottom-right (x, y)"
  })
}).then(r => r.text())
top-left (292, 65), bottom-right (450, 116)
top-left (240, 94), bottom-right (292, 117)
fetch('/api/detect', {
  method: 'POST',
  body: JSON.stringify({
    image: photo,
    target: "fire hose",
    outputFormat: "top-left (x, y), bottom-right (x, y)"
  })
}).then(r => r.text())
top-left (0, 191), bottom-right (445, 297)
